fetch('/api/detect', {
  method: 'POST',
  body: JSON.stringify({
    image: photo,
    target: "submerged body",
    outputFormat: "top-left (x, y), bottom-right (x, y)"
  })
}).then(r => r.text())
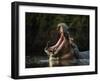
top-left (45, 37), bottom-right (77, 67)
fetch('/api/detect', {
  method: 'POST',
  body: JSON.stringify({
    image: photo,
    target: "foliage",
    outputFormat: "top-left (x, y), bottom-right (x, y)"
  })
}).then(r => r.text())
top-left (26, 12), bottom-right (89, 56)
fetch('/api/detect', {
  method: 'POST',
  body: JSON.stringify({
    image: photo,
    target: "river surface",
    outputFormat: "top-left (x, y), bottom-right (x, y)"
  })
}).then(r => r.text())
top-left (26, 51), bottom-right (89, 68)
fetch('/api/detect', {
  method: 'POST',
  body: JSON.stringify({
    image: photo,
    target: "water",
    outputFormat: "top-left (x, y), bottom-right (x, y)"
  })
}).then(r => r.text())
top-left (26, 51), bottom-right (89, 68)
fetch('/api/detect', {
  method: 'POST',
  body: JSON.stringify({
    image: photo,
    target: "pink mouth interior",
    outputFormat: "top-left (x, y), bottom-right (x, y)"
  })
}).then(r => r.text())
top-left (48, 32), bottom-right (64, 53)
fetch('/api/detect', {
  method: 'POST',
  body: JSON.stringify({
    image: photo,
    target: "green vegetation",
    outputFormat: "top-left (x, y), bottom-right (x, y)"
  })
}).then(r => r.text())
top-left (26, 12), bottom-right (89, 56)
top-left (25, 12), bottom-right (89, 68)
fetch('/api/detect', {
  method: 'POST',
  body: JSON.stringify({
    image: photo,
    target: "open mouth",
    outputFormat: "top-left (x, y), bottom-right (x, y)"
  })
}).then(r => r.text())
top-left (47, 30), bottom-right (61, 47)
top-left (47, 31), bottom-right (65, 54)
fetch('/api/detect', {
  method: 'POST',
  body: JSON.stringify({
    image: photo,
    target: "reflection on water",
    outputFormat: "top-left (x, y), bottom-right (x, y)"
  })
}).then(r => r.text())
top-left (26, 51), bottom-right (89, 68)
top-left (26, 55), bottom-right (49, 68)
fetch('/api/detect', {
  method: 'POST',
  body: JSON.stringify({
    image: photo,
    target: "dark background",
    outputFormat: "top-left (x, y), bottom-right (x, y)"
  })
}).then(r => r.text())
top-left (25, 12), bottom-right (89, 68)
